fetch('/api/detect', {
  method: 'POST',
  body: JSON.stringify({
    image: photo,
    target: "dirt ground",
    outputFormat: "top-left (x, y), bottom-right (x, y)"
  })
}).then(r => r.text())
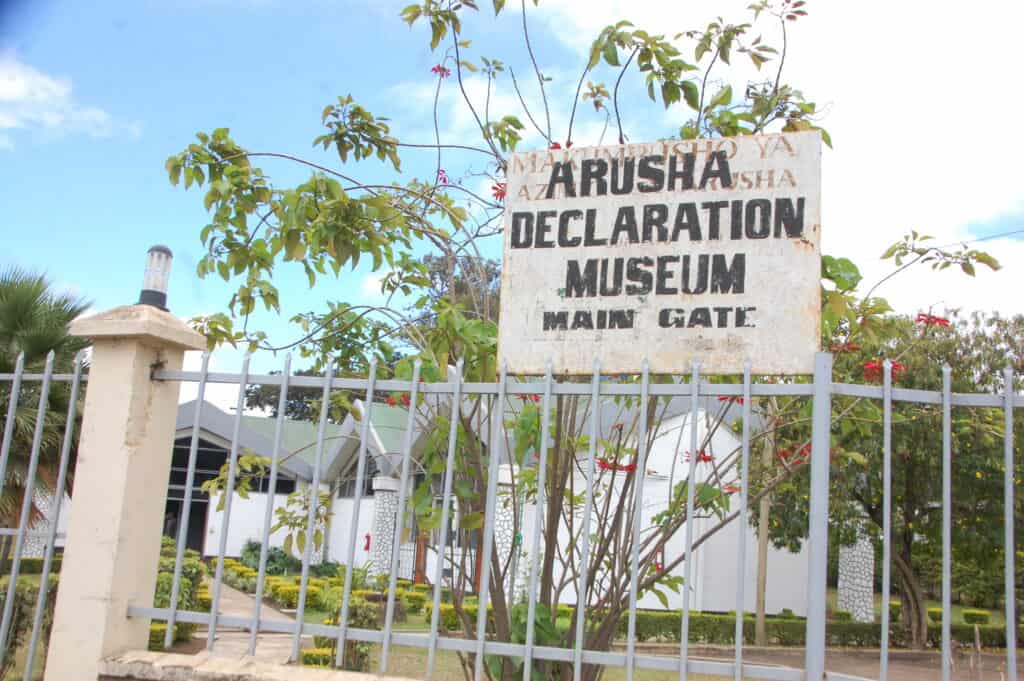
top-left (654, 643), bottom-right (1024, 681)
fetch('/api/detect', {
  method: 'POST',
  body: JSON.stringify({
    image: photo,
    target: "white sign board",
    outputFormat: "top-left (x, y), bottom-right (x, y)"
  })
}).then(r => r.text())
top-left (498, 131), bottom-right (821, 375)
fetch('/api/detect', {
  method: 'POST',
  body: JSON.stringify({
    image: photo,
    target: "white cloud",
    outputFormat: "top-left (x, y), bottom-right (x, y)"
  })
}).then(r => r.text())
top-left (527, 1), bottom-right (1024, 315)
top-left (0, 51), bottom-right (141, 148)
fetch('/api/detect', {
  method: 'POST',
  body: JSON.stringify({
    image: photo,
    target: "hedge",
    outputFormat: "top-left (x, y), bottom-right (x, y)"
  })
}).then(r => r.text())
top-left (147, 622), bottom-right (195, 650)
top-left (404, 591), bottom-right (427, 614)
top-left (962, 609), bottom-right (990, 625)
top-left (16, 557), bottom-right (62, 575)
top-left (301, 648), bottom-right (334, 667)
top-left (927, 607), bottom-right (944, 623)
top-left (0, 575), bottom-right (59, 678)
top-left (424, 602), bottom-right (495, 632)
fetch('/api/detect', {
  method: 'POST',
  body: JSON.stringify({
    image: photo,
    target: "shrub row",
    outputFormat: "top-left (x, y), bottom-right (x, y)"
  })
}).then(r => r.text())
top-left (0, 575), bottom-right (59, 678)
top-left (16, 557), bottom-right (62, 575)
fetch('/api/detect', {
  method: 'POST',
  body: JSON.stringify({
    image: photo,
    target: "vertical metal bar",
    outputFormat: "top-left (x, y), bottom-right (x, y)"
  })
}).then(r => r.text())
top-left (336, 359), bottom-right (378, 668)
top-left (381, 360), bottom-right (423, 672)
top-left (0, 351), bottom-right (54, 648)
top-left (290, 361), bottom-right (335, 661)
top-left (472, 361), bottom-right (507, 681)
top-left (206, 354), bottom-right (251, 651)
top-left (624, 360), bottom-right (651, 681)
top-left (733, 361), bottom-right (752, 681)
top-left (879, 361), bottom-right (893, 681)
top-left (679, 361), bottom-right (701, 681)
top-left (426, 359), bottom-right (464, 679)
top-left (248, 353), bottom-right (292, 654)
top-left (572, 359), bottom-right (602, 681)
top-left (164, 352), bottom-right (211, 649)
top-left (22, 352), bottom-right (83, 681)
top-left (1003, 366), bottom-right (1017, 681)
top-left (941, 365), bottom-right (952, 681)
top-left (803, 352), bottom-right (833, 681)
top-left (0, 352), bottom-right (25, 499)
top-left (521, 360), bottom-right (553, 681)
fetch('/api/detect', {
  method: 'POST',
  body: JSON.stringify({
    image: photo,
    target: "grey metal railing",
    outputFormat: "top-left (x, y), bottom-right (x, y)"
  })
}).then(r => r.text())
top-left (0, 350), bottom-right (1020, 681)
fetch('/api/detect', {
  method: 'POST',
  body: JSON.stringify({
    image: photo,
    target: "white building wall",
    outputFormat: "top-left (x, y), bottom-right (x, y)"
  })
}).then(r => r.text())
top-left (326, 497), bottom-right (375, 567)
top-left (204, 491), bottom-right (291, 558)
top-left (495, 410), bottom-right (809, 615)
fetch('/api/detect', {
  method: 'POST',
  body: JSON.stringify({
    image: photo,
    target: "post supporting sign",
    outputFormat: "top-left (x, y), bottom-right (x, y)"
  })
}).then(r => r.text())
top-left (498, 131), bottom-right (822, 375)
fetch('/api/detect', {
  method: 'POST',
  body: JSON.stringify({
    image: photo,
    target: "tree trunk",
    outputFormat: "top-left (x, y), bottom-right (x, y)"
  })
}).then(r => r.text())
top-left (0, 536), bottom-right (11, 578)
top-left (755, 406), bottom-right (775, 645)
top-left (893, 550), bottom-right (928, 648)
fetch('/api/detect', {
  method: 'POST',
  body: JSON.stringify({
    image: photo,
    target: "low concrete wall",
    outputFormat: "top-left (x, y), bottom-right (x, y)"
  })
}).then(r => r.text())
top-left (100, 651), bottom-right (416, 681)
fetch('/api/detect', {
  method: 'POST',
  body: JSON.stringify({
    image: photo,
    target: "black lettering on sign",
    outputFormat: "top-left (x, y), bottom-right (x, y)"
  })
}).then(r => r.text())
top-left (543, 311), bottom-right (568, 330)
top-left (610, 207), bottom-right (639, 244)
top-left (698, 150), bottom-right (732, 189)
top-left (572, 310), bottom-right (594, 329)
top-left (774, 197), bottom-right (805, 237)
top-left (637, 154), bottom-right (666, 192)
top-left (535, 211), bottom-right (557, 248)
top-left (607, 309), bottom-right (635, 329)
top-left (625, 257), bottom-right (654, 295)
top-left (565, 260), bottom-right (598, 298)
top-left (745, 199), bottom-right (771, 239)
top-left (511, 212), bottom-right (533, 248)
top-left (671, 203), bottom-right (701, 242)
top-left (656, 255), bottom-right (679, 295)
top-left (545, 162), bottom-right (576, 199)
top-left (710, 254), bottom-right (745, 294)
top-left (583, 209), bottom-right (606, 247)
top-left (643, 204), bottom-right (669, 242)
top-left (702, 201), bottom-right (728, 240)
top-left (667, 153), bottom-right (695, 191)
top-left (736, 306), bottom-right (756, 327)
top-left (580, 159), bottom-right (608, 197)
top-left (688, 307), bottom-right (712, 328)
top-left (599, 259), bottom-right (623, 296)
top-left (558, 210), bottom-right (583, 247)
top-left (713, 306), bottom-right (731, 327)
top-left (680, 255), bottom-right (708, 295)
top-left (610, 158), bottom-right (635, 195)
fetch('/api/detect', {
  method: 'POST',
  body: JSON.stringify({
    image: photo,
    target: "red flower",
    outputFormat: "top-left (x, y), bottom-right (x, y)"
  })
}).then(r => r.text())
top-left (549, 142), bottom-right (561, 150)
top-left (436, 168), bottom-right (449, 184)
top-left (491, 182), bottom-right (506, 201)
top-left (684, 450), bottom-right (714, 463)
top-left (717, 395), bottom-right (745, 405)
top-left (598, 459), bottom-right (636, 473)
top-left (863, 360), bottom-right (906, 383)
top-left (401, 393), bottom-right (410, 407)
top-left (385, 396), bottom-right (397, 406)
top-left (723, 484), bottom-right (740, 494)
top-left (916, 313), bottom-right (950, 327)
top-left (777, 444), bottom-right (811, 463)
top-left (431, 64), bottom-right (451, 78)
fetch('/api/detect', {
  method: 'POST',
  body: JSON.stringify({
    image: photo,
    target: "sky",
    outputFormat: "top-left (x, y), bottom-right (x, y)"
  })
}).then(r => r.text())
top-left (2, 0), bottom-right (1023, 403)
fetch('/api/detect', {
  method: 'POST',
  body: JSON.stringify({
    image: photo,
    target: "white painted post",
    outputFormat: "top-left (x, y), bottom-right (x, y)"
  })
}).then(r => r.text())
top-left (368, 475), bottom-right (400, 578)
top-left (44, 304), bottom-right (205, 681)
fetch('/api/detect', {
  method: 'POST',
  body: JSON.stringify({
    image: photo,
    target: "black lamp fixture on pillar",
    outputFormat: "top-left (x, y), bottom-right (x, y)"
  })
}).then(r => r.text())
top-left (137, 245), bottom-right (173, 311)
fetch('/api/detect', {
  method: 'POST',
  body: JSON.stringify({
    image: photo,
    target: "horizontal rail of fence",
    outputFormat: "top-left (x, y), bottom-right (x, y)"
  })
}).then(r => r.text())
top-left (0, 350), bottom-right (1019, 681)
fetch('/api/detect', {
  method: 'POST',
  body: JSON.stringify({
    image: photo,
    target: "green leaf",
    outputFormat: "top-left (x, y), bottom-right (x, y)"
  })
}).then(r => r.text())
top-left (709, 84), bottom-right (732, 109)
top-left (492, 0), bottom-right (505, 12)
top-left (603, 41), bottom-right (620, 67)
top-left (681, 81), bottom-right (699, 110)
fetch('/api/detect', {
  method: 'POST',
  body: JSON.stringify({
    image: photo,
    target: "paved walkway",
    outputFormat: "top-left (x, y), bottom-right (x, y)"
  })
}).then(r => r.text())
top-left (184, 584), bottom-right (313, 664)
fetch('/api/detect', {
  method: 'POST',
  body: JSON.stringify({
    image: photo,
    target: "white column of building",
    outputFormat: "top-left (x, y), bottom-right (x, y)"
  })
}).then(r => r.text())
top-left (837, 520), bottom-right (876, 623)
top-left (368, 476), bottom-right (400, 578)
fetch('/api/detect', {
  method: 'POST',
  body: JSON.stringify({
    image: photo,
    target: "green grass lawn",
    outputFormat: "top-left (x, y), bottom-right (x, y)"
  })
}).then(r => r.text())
top-left (361, 646), bottom-right (724, 681)
top-left (825, 588), bottom-right (1006, 626)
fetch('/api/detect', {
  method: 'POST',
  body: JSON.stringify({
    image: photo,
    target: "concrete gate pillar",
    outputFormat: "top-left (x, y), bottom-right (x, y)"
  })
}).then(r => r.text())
top-left (44, 304), bottom-right (205, 681)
